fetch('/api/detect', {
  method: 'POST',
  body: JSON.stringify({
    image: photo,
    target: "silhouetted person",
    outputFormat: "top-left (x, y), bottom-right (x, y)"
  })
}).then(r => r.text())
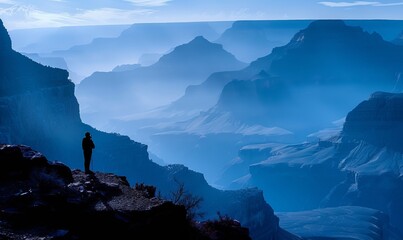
top-left (82, 132), bottom-right (95, 174)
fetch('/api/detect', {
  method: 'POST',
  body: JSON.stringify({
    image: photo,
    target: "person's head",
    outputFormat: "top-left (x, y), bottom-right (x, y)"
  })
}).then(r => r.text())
top-left (85, 132), bottom-right (91, 138)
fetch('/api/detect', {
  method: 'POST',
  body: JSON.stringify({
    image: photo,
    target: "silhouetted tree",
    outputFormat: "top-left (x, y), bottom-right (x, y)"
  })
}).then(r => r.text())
top-left (170, 179), bottom-right (204, 221)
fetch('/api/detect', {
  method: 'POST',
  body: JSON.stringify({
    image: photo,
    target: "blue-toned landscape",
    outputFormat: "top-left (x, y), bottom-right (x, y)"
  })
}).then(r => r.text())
top-left (1, 1), bottom-right (403, 239)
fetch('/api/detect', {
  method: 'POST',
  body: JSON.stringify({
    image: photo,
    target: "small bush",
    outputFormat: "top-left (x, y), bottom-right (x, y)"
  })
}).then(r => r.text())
top-left (169, 179), bottom-right (204, 221)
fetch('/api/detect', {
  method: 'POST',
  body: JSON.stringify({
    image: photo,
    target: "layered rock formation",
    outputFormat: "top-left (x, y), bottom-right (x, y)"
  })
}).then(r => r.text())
top-left (241, 92), bottom-right (403, 235)
top-left (278, 206), bottom-right (401, 240)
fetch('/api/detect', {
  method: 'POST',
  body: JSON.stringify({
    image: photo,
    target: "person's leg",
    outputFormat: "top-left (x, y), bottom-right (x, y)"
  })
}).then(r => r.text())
top-left (88, 152), bottom-right (92, 173)
top-left (84, 152), bottom-right (90, 173)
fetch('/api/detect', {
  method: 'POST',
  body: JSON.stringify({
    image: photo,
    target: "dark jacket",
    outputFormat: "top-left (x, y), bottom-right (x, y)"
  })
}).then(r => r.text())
top-left (82, 137), bottom-right (95, 152)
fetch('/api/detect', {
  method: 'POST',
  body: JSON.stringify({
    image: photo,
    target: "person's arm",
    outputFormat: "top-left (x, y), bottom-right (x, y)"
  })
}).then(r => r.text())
top-left (91, 139), bottom-right (95, 149)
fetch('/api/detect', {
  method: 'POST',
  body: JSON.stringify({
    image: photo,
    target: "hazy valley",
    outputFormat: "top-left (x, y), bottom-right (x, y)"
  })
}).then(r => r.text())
top-left (4, 18), bottom-right (403, 240)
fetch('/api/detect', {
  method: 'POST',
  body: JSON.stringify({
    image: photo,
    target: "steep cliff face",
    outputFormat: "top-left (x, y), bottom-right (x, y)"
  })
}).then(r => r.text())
top-left (0, 19), bottom-right (82, 165)
top-left (0, 18), bottom-right (152, 180)
top-left (0, 20), bottom-right (11, 53)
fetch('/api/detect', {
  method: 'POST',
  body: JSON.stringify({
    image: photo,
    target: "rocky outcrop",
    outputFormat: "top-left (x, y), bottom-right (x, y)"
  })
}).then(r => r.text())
top-left (342, 91), bottom-right (403, 152)
top-left (0, 144), bottom-right (254, 240)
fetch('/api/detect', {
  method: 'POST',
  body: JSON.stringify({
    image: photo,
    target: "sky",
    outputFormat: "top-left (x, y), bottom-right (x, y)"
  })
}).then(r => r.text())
top-left (1, 0), bottom-right (403, 29)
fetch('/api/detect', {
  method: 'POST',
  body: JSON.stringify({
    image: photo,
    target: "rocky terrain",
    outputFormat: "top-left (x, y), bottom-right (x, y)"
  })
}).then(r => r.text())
top-left (0, 144), bottom-right (254, 240)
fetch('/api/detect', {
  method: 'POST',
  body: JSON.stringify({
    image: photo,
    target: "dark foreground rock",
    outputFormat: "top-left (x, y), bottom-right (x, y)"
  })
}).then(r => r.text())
top-left (0, 144), bottom-right (251, 240)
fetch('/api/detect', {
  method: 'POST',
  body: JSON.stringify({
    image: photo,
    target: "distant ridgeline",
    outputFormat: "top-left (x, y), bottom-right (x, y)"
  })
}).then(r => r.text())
top-left (0, 19), bottom-right (297, 240)
top-left (137, 20), bottom-right (403, 186)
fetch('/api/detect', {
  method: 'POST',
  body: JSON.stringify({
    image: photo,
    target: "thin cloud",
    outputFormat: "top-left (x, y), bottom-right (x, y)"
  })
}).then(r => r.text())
top-left (0, 0), bottom-right (15, 4)
top-left (0, 6), bottom-right (155, 29)
top-left (318, 1), bottom-right (403, 7)
top-left (374, 1), bottom-right (403, 5)
top-left (318, 1), bottom-right (379, 7)
top-left (125, 0), bottom-right (171, 7)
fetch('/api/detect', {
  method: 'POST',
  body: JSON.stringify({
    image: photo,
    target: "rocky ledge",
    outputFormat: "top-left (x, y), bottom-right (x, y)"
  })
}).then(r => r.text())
top-left (0, 144), bottom-right (251, 240)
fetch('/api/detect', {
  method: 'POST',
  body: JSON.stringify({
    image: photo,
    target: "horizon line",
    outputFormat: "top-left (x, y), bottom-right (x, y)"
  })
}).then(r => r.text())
top-left (6, 17), bottom-right (403, 31)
